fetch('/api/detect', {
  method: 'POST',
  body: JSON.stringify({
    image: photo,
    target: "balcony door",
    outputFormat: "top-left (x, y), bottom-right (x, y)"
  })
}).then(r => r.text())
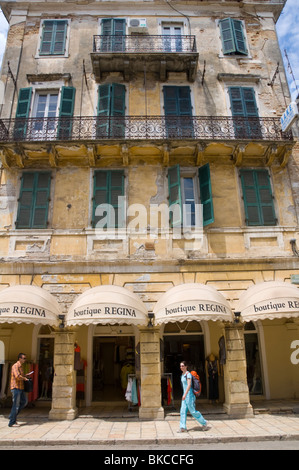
top-left (101, 18), bottom-right (126, 52)
top-left (32, 91), bottom-right (59, 138)
top-left (163, 86), bottom-right (193, 138)
top-left (97, 83), bottom-right (126, 138)
top-left (162, 24), bottom-right (183, 52)
top-left (228, 86), bottom-right (261, 139)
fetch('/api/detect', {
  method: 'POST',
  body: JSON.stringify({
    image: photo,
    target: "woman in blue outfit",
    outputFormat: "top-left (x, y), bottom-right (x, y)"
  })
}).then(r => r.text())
top-left (178, 361), bottom-right (209, 432)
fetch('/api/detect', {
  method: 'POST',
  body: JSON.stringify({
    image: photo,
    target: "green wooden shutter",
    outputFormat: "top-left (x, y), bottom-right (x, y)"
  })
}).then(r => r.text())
top-left (111, 83), bottom-right (125, 137)
top-left (57, 86), bottom-right (75, 139)
top-left (229, 86), bottom-right (259, 117)
top-left (163, 86), bottom-right (193, 138)
top-left (232, 19), bottom-right (247, 55)
top-left (92, 170), bottom-right (124, 228)
top-left (229, 86), bottom-right (259, 138)
top-left (219, 18), bottom-right (247, 55)
top-left (219, 18), bottom-right (236, 54)
top-left (168, 165), bottom-right (182, 227)
top-left (40, 20), bottom-right (67, 55)
top-left (14, 87), bottom-right (32, 139)
top-left (240, 169), bottom-right (276, 226)
top-left (97, 84), bottom-right (125, 138)
top-left (97, 84), bottom-right (111, 137)
top-left (101, 18), bottom-right (125, 51)
top-left (16, 172), bottom-right (51, 229)
top-left (198, 163), bottom-right (214, 226)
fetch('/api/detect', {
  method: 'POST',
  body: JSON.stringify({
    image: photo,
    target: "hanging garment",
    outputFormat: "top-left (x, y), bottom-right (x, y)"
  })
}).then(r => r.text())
top-left (125, 377), bottom-right (133, 402)
top-left (74, 345), bottom-right (82, 371)
top-left (131, 378), bottom-right (138, 405)
top-left (76, 360), bottom-right (87, 400)
top-left (167, 377), bottom-right (173, 405)
top-left (120, 363), bottom-right (135, 390)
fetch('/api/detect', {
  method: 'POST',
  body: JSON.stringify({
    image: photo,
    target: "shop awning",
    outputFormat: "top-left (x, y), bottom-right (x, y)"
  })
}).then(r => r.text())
top-left (0, 285), bottom-right (60, 326)
top-left (237, 281), bottom-right (299, 322)
top-left (153, 283), bottom-right (233, 324)
top-left (66, 285), bottom-right (148, 326)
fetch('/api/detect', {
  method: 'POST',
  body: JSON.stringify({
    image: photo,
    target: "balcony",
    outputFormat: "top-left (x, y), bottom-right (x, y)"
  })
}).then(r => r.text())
top-left (0, 115), bottom-right (293, 168)
top-left (91, 35), bottom-right (198, 82)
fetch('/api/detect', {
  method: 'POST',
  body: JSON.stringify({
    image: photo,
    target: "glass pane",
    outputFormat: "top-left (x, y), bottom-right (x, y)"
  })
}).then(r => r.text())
top-left (183, 178), bottom-right (195, 226)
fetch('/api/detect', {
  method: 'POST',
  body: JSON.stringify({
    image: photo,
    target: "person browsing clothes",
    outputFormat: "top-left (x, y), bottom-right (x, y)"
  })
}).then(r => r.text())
top-left (8, 353), bottom-right (30, 427)
top-left (177, 361), bottom-right (210, 433)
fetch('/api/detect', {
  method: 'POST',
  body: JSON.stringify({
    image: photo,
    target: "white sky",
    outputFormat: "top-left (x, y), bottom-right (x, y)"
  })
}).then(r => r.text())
top-left (0, 0), bottom-right (298, 99)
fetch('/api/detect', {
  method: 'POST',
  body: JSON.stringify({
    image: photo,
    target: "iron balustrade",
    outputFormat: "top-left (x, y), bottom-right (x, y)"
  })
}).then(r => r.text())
top-left (93, 35), bottom-right (197, 53)
top-left (0, 116), bottom-right (293, 143)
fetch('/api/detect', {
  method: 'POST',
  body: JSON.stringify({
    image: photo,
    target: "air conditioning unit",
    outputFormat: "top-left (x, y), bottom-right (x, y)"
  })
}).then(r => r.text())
top-left (128, 18), bottom-right (148, 32)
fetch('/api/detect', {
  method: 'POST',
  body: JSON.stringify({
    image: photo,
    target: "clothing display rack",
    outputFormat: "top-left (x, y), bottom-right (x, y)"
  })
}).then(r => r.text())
top-left (126, 374), bottom-right (140, 411)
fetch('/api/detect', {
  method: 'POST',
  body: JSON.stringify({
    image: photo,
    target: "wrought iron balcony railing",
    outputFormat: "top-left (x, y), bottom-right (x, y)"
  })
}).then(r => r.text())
top-left (93, 35), bottom-right (197, 54)
top-left (0, 115), bottom-right (292, 144)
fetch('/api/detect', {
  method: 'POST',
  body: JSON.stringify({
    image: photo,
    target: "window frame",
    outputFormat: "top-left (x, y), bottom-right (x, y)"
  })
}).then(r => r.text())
top-left (217, 18), bottom-right (250, 58)
top-left (239, 168), bottom-right (277, 227)
top-left (92, 169), bottom-right (126, 229)
top-left (15, 171), bottom-right (52, 230)
top-left (168, 164), bottom-right (214, 229)
top-left (37, 19), bottom-right (71, 58)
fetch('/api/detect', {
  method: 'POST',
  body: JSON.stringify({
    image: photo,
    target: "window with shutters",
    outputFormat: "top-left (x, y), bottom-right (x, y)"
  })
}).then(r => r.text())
top-left (92, 170), bottom-right (125, 228)
top-left (240, 169), bottom-right (277, 226)
top-left (162, 24), bottom-right (183, 52)
top-left (168, 165), bottom-right (214, 228)
top-left (32, 91), bottom-right (59, 136)
top-left (219, 18), bottom-right (248, 56)
top-left (14, 86), bottom-right (76, 140)
top-left (101, 18), bottom-right (126, 52)
top-left (39, 20), bottom-right (69, 57)
top-left (163, 86), bottom-right (193, 138)
top-left (16, 172), bottom-right (51, 229)
top-left (228, 86), bottom-right (261, 139)
top-left (97, 83), bottom-right (126, 138)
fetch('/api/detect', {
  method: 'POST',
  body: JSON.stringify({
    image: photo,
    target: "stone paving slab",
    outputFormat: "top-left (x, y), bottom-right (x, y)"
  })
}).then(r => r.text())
top-left (0, 409), bottom-right (299, 447)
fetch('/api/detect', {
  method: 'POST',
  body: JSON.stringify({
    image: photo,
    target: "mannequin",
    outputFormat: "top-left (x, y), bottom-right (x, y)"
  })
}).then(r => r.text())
top-left (206, 353), bottom-right (219, 403)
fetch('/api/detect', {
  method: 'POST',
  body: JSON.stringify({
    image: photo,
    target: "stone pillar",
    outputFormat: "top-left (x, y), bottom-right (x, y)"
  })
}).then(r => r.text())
top-left (139, 327), bottom-right (164, 420)
top-left (223, 323), bottom-right (253, 418)
top-left (49, 330), bottom-right (78, 421)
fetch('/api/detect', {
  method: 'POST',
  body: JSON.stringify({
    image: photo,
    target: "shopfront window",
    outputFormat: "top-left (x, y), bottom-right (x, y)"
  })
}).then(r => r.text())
top-left (244, 322), bottom-right (263, 395)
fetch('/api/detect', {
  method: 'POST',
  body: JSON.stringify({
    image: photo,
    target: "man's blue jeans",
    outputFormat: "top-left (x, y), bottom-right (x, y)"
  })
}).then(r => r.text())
top-left (8, 388), bottom-right (28, 426)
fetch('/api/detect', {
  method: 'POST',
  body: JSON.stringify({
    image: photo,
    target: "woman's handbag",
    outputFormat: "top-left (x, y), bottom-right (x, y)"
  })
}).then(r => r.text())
top-left (24, 378), bottom-right (33, 393)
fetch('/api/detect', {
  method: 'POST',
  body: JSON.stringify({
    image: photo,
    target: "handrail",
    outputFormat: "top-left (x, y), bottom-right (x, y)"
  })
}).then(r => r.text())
top-left (0, 115), bottom-right (292, 143)
top-left (93, 35), bottom-right (197, 53)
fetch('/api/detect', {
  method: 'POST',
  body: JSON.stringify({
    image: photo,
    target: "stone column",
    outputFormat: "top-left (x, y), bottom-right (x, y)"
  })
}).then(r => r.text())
top-left (49, 330), bottom-right (78, 421)
top-left (139, 327), bottom-right (164, 420)
top-left (223, 323), bottom-right (253, 418)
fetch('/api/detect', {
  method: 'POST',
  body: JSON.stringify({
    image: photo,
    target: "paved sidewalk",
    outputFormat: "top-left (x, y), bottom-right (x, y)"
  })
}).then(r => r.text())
top-left (0, 403), bottom-right (299, 447)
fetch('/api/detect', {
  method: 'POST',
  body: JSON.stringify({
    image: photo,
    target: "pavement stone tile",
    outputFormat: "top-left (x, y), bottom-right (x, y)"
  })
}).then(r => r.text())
top-left (0, 401), bottom-right (299, 446)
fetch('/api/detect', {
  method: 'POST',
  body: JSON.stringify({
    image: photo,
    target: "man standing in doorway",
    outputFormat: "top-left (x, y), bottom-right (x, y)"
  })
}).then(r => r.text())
top-left (8, 353), bottom-right (29, 427)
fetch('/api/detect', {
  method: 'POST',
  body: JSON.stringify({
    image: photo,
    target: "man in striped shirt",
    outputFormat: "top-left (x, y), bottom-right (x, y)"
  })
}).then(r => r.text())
top-left (8, 353), bottom-right (29, 427)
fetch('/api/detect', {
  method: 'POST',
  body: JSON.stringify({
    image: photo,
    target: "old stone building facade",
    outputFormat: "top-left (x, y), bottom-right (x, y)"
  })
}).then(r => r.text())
top-left (0, 0), bottom-right (298, 421)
